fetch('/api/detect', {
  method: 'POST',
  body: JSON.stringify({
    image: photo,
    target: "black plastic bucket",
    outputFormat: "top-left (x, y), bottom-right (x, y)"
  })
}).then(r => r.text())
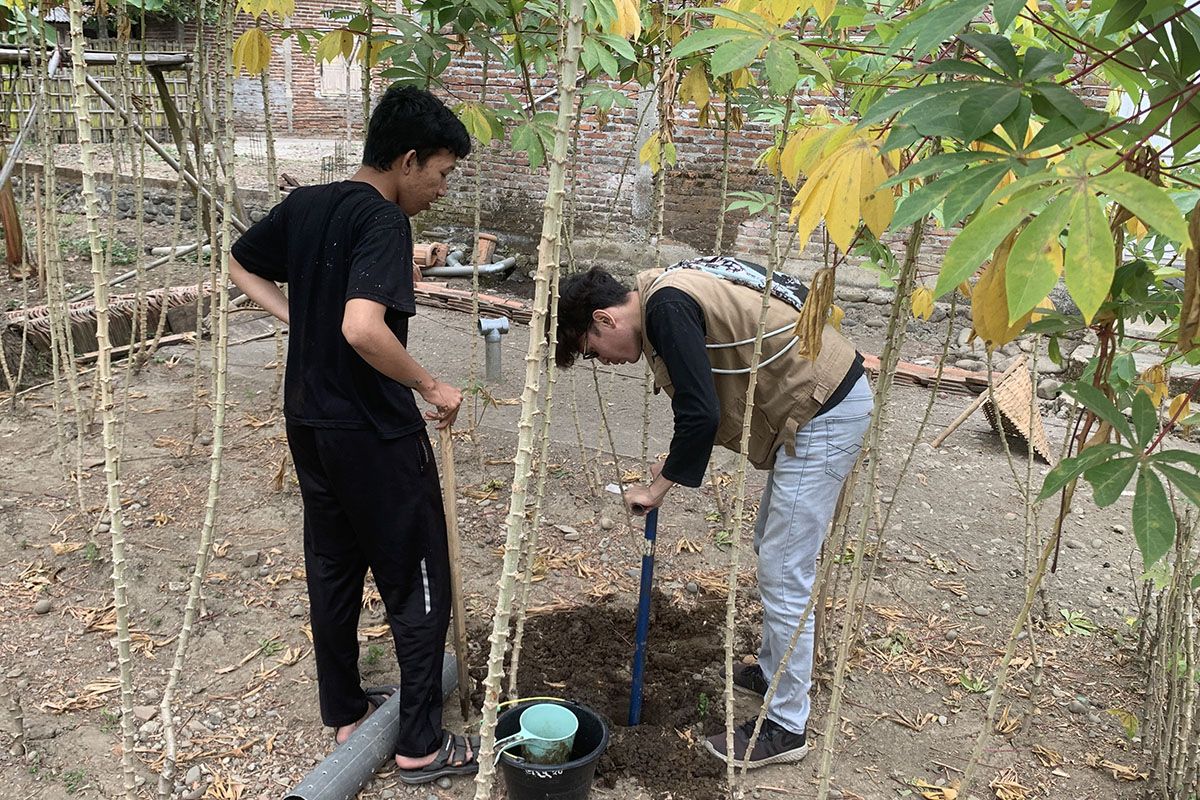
top-left (496, 700), bottom-right (609, 800)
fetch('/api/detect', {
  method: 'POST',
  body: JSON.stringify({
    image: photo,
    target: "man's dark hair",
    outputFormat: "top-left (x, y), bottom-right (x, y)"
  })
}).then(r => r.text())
top-left (554, 267), bottom-right (631, 368)
top-left (362, 86), bottom-right (471, 170)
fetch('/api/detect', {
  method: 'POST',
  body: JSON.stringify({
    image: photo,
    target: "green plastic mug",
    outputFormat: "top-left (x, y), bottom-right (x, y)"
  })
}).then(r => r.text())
top-left (493, 703), bottom-right (579, 765)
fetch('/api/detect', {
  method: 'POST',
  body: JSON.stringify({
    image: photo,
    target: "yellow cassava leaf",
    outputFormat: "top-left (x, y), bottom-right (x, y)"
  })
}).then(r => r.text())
top-left (714, 0), bottom-right (757, 30)
top-left (911, 286), bottom-right (934, 320)
top-left (859, 146), bottom-right (894, 237)
top-left (824, 142), bottom-right (865, 252)
top-left (828, 304), bottom-right (844, 330)
top-left (788, 154), bottom-right (840, 245)
top-left (971, 233), bottom-right (1031, 350)
top-left (758, 144), bottom-right (781, 175)
top-left (779, 129), bottom-right (809, 187)
top-left (1168, 392), bottom-right (1190, 422)
top-left (457, 103), bottom-right (493, 145)
top-left (763, 0), bottom-right (803, 25)
top-left (729, 67), bottom-right (753, 89)
top-left (795, 124), bottom-right (855, 176)
top-left (266, 0), bottom-right (295, 18)
top-left (1139, 364), bottom-right (1168, 406)
top-left (232, 28), bottom-right (272, 75)
top-left (1180, 200), bottom-right (1200, 352)
top-left (611, 0), bottom-right (642, 39)
top-left (238, 0), bottom-right (269, 16)
top-left (679, 66), bottom-right (711, 111)
top-left (958, 281), bottom-right (972, 298)
top-left (811, 0), bottom-right (836, 22)
top-left (315, 29), bottom-right (354, 63)
top-left (639, 130), bottom-right (662, 174)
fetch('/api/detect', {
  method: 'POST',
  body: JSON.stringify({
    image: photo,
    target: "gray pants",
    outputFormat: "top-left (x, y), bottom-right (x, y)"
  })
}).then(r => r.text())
top-left (752, 375), bottom-right (873, 734)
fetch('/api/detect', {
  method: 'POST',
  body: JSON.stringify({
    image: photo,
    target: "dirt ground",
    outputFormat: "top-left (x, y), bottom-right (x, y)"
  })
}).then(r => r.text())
top-left (0, 145), bottom-right (1179, 800)
top-left (0, 276), bottom-right (1170, 800)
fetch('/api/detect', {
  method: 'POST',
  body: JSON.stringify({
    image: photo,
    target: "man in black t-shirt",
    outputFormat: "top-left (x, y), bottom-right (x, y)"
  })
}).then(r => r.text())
top-left (229, 86), bottom-right (478, 785)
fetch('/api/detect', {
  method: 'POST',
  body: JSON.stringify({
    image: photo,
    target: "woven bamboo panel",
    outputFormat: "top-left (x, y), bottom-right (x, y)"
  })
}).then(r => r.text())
top-left (981, 364), bottom-right (1054, 463)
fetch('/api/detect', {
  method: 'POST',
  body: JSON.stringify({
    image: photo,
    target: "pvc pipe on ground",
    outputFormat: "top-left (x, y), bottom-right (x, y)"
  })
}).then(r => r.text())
top-left (284, 653), bottom-right (459, 800)
top-left (422, 249), bottom-right (517, 279)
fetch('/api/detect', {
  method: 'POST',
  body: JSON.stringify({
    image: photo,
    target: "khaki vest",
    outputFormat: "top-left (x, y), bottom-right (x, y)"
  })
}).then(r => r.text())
top-left (636, 269), bottom-right (858, 469)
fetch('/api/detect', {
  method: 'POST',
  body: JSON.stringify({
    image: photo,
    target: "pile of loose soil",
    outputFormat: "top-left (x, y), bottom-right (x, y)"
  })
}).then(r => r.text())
top-left (489, 595), bottom-right (749, 800)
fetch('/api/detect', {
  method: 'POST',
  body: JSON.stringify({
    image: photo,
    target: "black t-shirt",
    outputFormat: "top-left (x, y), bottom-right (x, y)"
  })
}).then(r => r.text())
top-left (231, 181), bottom-right (423, 438)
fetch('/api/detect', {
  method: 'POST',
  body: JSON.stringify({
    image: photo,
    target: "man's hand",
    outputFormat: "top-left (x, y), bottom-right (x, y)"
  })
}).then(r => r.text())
top-left (625, 465), bottom-right (674, 516)
top-left (420, 380), bottom-right (463, 429)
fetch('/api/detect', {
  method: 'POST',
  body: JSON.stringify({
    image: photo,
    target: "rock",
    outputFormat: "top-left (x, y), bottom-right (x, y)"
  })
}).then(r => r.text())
top-left (599, 516), bottom-right (614, 531)
top-left (955, 359), bottom-right (984, 371)
top-left (554, 524), bottom-right (578, 536)
top-left (944, 630), bottom-right (959, 642)
top-left (133, 705), bottom-right (159, 722)
top-left (1068, 698), bottom-right (1089, 714)
top-left (182, 787), bottom-right (205, 800)
top-left (867, 289), bottom-right (893, 305)
top-left (902, 553), bottom-right (923, 564)
top-left (289, 605), bottom-right (305, 618)
top-left (240, 550), bottom-right (260, 568)
top-left (1112, 524), bottom-right (1126, 534)
top-left (436, 776), bottom-right (453, 789)
top-left (197, 434), bottom-right (213, 447)
top-left (972, 606), bottom-right (991, 617)
top-left (1071, 344), bottom-right (1096, 364)
top-left (1064, 539), bottom-right (1083, 549)
top-left (1086, 596), bottom-right (1104, 609)
top-left (1037, 378), bottom-right (1062, 400)
top-left (686, 581), bottom-right (699, 594)
top-left (98, 521), bottom-right (111, 533)
top-left (33, 596), bottom-right (52, 615)
top-left (839, 289), bottom-right (869, 303)
top-left (1090, 538), bottom-right (1105, 550)
top-left (562, 532), bottom-right (581, 542)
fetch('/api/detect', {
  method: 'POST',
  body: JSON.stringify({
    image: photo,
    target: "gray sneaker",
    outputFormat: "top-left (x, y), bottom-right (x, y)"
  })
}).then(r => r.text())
top-left (732, 662), bottom-right (770, 698)
top-left (703, 717), bottom-right (809, 768)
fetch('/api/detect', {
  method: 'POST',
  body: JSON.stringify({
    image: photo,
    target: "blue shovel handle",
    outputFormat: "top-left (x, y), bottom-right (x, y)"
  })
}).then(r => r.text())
top-left (628, 508), bottom-right (659, 726)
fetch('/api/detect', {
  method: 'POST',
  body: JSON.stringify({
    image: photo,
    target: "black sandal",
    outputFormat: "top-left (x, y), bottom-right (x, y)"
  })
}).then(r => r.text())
top-left (396, 731), bottom-right (480, 785)
top-left (332, 685), bottom-right (397, 745)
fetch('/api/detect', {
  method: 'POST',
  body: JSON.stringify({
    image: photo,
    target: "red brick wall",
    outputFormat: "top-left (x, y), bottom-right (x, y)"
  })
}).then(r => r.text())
top-left (139, 3), bottom-right (1110, 268)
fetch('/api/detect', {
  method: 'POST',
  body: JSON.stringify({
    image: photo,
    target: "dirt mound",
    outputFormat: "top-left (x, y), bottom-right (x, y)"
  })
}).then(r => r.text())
top-left (492, 596), bottom-right (740, 800)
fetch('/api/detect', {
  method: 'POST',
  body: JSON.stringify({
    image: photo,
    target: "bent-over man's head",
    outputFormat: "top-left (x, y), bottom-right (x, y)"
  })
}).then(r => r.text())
top-left (555, 267), bottom-right (644, 369)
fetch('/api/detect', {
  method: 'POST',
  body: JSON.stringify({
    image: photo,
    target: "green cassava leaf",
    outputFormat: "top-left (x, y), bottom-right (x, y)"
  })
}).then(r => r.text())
top-left (1154, 463), bottom-right (1200, 507)
top-left (1093, 171), bottom-right (1191, 244)
top-left (958, 32), bottom-right (1020, 76)
top-left (1064, 189), bottom-right (1117, 324)
top-left (1131, 390), bottom-right (1158, 447)
top-left (1084, 456), bottom-right (1139, 507)
top-left (1038, 442), bottom-right (1126, 500)
top-left (934, 184), bottom-right (1059, 297)
top-left (1132, 465), bottom-right (1176, 568)
top-left (1065, 382), bottom-right (1136, 444)
top-left (942, 162), bottom-right (1012, 225)
top-left (1005, 192), bottom-right (1073, 322)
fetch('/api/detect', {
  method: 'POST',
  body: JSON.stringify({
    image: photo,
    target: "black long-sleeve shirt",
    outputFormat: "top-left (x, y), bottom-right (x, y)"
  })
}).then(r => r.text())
top-left (644, 287), bottom-right (864, 487)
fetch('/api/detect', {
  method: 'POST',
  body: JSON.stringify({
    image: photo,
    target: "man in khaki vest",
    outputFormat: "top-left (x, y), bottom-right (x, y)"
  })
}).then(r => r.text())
top-left (555, 257), bottom-right (872, 768)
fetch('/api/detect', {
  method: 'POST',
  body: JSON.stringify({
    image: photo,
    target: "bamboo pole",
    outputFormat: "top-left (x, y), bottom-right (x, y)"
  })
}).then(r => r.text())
top-left (438, 427), bottom-right (473, 721)
top-left (471, 1), bottom-right (585, 794)
top-left (66, 2), bottom-right (137, 796)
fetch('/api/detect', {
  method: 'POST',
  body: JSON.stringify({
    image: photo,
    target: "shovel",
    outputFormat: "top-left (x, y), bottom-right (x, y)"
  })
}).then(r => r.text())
top-left (628, 507), bottom-right (659, 725)
top-left (438, 426), bottom-right (472, 721)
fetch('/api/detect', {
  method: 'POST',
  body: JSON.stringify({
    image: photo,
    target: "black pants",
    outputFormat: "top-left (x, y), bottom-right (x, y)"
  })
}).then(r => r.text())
top-left (287, 424), bottom-right (451, 758)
